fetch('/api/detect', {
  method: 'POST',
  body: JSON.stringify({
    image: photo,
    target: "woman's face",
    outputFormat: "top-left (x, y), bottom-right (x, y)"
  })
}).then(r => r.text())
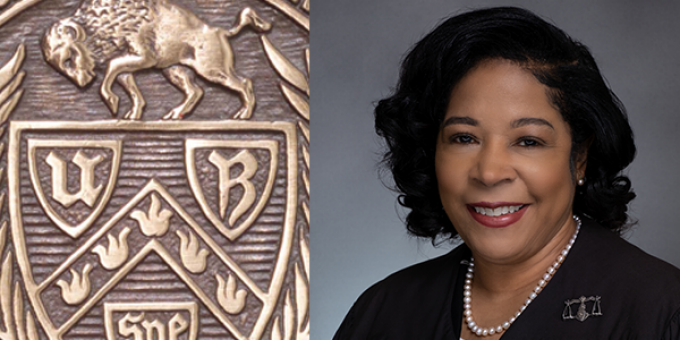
top-left (436, 59), bottom-right (584, 264)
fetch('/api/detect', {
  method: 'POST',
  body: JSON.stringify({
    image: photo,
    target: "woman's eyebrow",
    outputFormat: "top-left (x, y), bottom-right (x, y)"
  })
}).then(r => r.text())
top-left (511, 117), bottom-right (554, 130)
top-left (441, 116), bottom-right (478, 127)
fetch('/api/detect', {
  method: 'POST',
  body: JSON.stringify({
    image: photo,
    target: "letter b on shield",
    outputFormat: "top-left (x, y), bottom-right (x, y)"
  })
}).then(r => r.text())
top-left (186, 139), bottom-right (277, 241)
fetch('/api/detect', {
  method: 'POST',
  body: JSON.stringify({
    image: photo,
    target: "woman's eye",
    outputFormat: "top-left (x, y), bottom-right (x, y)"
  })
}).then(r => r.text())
top-left (450, 134), bottom-right (475, 144)
top-left (517, 138), bottom-right (542, 147)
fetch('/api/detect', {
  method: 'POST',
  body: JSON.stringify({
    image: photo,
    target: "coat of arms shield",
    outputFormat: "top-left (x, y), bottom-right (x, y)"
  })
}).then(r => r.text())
top-left (9, 121), bottom-right (297, 340)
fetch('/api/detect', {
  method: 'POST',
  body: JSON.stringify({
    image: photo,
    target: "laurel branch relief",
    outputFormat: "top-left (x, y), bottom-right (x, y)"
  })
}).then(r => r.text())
top-left (0, 44), bottom-right (39, 339)
top-left (261, 0), bottom-right (310, 337)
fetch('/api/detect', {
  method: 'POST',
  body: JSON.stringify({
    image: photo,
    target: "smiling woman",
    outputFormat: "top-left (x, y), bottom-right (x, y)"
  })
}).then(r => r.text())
top-left (437, 59), bottom-right (579, 265)
top-left (333, 7), bottom-right (680, 340)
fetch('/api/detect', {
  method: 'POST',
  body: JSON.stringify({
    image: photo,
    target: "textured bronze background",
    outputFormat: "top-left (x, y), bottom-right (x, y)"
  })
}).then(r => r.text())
top-left (0, 0), bottom-right (308, 338)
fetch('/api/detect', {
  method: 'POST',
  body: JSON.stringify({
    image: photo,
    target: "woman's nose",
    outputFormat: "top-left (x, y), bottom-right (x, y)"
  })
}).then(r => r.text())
top-left (472, 142), bottom-right (516, 187)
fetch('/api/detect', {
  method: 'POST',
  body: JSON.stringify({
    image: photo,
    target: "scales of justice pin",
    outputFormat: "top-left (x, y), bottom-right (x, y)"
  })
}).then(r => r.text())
top-left (562, 296), bottom-right (603, 322)
top-left (0, 0), bottom-right (309, 338)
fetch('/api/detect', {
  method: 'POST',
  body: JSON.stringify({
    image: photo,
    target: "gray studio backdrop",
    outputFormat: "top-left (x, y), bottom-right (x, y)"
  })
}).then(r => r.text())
top-left (311, 1), bottom-right (680, 338)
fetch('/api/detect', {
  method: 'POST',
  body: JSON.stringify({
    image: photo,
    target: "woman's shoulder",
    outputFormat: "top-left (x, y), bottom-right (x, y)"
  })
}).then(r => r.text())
top-left (378, 244), bottom-right (469, 290)
top-left (575, 218), bottom-right (680, 290)
top-left (333, 245), bottom-right (468, 340)
top-left (353, 244), bottom-right (467, 312)
top-left (522, 218), bottom-right (680, 339)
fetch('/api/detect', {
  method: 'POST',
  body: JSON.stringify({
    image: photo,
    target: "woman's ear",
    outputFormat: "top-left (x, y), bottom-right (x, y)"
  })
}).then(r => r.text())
top-left (575, 135), bottom-right (594, 181)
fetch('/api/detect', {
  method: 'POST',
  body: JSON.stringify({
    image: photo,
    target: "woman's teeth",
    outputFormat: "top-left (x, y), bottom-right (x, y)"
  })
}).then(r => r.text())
top-left (473, 205), bottom-right (524, 216)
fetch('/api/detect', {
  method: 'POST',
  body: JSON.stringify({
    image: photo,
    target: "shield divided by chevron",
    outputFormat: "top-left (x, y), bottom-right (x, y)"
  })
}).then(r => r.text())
top-left (8, 121), bottom-right (297, 340)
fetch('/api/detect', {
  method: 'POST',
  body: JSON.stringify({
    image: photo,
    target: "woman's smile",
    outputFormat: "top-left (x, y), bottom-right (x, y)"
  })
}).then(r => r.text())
top-left (467, 202), bottom-right (529, 228)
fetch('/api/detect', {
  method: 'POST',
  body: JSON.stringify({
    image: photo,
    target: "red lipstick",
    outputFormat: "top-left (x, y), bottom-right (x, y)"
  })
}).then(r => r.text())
top-left (467, 202), bottom-right (528, 228)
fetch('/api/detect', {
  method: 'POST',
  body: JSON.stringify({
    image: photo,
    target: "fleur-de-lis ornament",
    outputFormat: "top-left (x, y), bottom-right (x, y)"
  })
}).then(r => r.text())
top-left (177, 230), bottom-right (210, 273)
top-left (92, 227), bottom-right (131, 270)
top-left (131, 193), bottom-right (173, 237)
top-left (56, 264), bottom-right (93, 305)
top-left (216, 273), bottom-right (247, 314)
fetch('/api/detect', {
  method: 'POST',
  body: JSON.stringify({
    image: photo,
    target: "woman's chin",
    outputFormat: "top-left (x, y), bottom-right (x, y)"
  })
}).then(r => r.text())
top-left (468, 237), bottom-right (528, 264)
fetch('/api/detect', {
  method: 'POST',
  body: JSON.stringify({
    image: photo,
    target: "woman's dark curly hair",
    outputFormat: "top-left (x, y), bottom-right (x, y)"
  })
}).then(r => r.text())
top-left (374, 7), bottom-right (636, 242)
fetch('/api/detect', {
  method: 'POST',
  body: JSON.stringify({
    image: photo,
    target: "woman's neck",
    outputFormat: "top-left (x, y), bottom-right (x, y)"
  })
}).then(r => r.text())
top-left (472, 215), bottom-right (576, 295)
top-left (460, 215), bottom-right (578, 339)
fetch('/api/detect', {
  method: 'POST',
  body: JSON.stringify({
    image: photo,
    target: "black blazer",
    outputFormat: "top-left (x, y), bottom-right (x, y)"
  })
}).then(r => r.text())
top-left (334, 218), bottom-right (680, 339)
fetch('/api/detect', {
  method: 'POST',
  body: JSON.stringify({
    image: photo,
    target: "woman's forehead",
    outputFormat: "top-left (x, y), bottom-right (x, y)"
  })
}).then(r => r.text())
top-left (444, 59), bottom-right (563, 127)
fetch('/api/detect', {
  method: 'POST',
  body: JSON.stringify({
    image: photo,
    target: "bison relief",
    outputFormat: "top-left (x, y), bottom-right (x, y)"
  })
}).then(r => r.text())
top-left (41, 0), bottom-right (271, 120)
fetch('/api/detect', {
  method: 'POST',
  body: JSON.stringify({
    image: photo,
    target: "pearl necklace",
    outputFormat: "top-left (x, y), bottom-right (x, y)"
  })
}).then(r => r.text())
top-left (463, 215), bottom-right (581, 337)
